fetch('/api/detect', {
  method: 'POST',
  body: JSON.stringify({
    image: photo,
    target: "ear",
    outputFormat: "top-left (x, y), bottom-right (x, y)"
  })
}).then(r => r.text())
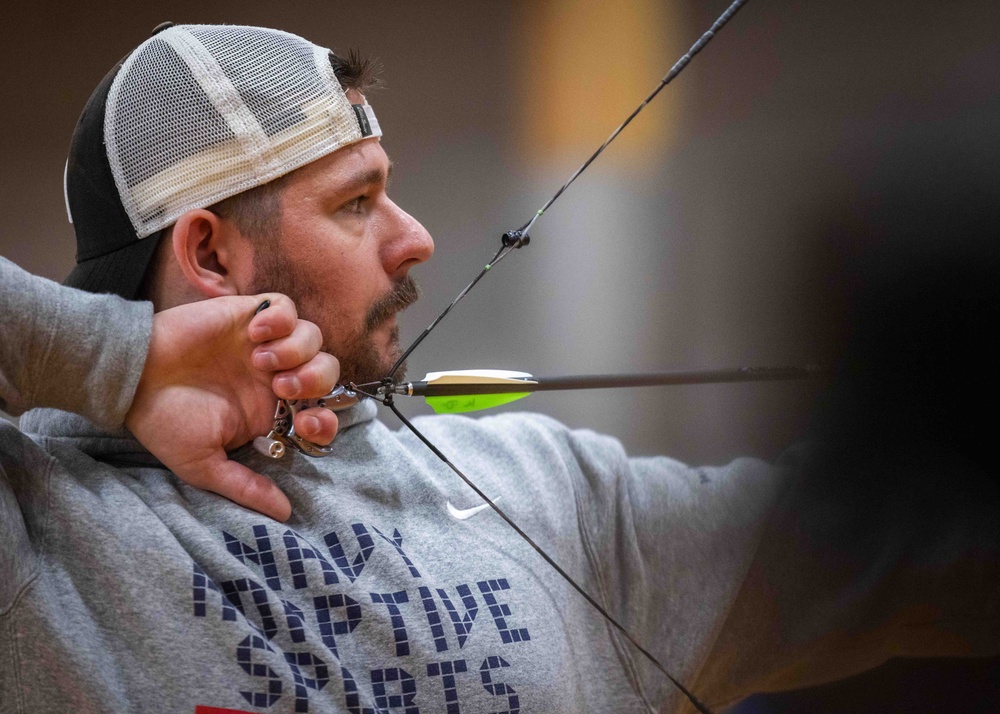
top-left (169, 209), bottom-right (252, 298)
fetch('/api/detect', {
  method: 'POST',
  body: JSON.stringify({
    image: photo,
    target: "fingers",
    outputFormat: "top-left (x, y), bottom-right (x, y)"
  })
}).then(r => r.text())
top-left (272, 351), bottom-right (340, 400)
top-left (293, 407), bottom-right (339, 445)
top-left (249, 301), bottom-right (341, 400)
top-left (252, 319), bottom-right (323, 372)
top-left (247, 293), bottom-right (298, 343)
top-left (181, 455), bottom-right (293, 522)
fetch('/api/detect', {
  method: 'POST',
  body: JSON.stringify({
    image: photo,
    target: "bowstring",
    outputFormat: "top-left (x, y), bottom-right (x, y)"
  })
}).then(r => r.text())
top-left (516, 0), bottom-right (750, 239)
top-left (388, 0), bottom-right (750, 381)
top-left (386, 398), bottom-right (714, 714)
top-left (378, 2), bottom-right (753, 710)
top-left (387, 244), bottom-right (512, 379)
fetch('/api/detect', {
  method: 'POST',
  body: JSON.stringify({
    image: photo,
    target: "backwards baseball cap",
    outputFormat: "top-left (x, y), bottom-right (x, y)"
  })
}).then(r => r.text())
top-left (64, 22), bottom-right (382, 299)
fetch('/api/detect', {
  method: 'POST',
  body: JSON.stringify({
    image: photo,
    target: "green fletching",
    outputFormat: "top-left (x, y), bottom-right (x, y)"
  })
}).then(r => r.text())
top-left (426, 392), bottom-right (531, 414)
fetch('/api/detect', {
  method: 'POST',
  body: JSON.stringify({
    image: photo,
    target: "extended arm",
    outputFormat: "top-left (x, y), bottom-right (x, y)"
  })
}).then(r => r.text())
top-left (519, 416), bottom-right (1000, 710)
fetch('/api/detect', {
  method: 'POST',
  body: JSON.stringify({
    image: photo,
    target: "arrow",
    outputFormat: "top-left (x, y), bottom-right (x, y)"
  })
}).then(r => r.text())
top-left (385, 365), bottom-right (824, 414)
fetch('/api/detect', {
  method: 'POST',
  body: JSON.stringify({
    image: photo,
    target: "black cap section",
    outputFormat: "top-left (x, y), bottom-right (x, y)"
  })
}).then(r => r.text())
top-left (63, 235), bottom-right (164, 300)
top-left (63, 57), bottom-right (162, 299)
top-left (151, 21), bottom-right (175, 35)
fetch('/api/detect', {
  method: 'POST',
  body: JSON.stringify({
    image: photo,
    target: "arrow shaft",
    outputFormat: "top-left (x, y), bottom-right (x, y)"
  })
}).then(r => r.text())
top-left (405, 366), bottom-right (823, 397)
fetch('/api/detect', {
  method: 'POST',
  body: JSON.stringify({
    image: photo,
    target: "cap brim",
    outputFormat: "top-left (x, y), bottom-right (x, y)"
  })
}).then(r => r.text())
top-left (63, 232), bottom-right (164, 300)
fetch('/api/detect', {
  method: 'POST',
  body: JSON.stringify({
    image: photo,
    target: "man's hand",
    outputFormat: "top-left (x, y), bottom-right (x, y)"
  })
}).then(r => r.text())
top-left (125, 294), bottom-right (340, 521)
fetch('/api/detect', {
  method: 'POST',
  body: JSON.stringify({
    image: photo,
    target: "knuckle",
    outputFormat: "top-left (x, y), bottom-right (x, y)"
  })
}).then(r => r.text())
top-left (298, 320), bottom-right (324, 350)
top-left (264, 295), bottom-right (297, 327)
top-left (313, 412), bottom-right (340, 445)
top-left (316, 352), bottom-right (341, 381)
top-left (293, 362), bottom-right (327, 396)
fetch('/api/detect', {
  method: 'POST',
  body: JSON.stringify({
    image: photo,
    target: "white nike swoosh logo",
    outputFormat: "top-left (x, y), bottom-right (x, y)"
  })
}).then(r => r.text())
top-left (447, 497), bottom-right (501, 520)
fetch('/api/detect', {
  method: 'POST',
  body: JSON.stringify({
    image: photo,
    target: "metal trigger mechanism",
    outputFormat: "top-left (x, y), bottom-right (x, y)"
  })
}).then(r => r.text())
top-left (253, 385), bottom-right (360, 459)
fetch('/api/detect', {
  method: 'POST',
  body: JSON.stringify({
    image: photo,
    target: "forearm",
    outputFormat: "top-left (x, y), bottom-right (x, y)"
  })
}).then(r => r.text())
top-left (0, 257), bottom-right (151, 429)
top-left (697, 446), bottom-right (1000, 704)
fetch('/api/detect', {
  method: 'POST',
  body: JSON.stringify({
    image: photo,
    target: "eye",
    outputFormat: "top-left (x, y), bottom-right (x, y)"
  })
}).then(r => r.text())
top-left (343, 196), bottom-right (367, 214)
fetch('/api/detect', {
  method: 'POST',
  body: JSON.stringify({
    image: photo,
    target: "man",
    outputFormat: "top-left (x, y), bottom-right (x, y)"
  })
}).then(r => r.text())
top-left (1, 23), bottom-right (996, 714)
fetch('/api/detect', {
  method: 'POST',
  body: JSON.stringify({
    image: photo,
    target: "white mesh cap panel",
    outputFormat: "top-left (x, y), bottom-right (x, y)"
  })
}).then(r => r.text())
top-left (104, 24), bottom-right (372, 239)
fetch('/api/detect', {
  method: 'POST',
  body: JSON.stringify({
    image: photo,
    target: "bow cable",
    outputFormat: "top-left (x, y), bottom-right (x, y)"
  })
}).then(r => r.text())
top-left (388, 0), bottom-right (750, 381)
top-left (379, 3), bottom-right (753, 711)
top-left (385, 398), bottom-right (714, 714)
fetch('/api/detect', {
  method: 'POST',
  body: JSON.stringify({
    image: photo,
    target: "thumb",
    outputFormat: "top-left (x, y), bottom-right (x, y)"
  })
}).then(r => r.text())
top-left (174, 452), bottom-right (293, 522)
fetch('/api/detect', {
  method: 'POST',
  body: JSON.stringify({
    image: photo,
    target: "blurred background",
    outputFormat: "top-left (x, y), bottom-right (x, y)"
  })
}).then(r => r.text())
top-left (2, 0), bottom-right (998, 710)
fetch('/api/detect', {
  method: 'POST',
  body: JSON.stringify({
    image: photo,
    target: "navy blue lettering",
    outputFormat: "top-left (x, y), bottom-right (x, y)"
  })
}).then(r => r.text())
top-left (427, 659), bottom-right (470, 714)
top-left (477, 579), bottom-right (530, 644)
top-left (283, 528), bottom-right (340, 589)
top-left (341, 663), bottom-right (386, 714)
top-left (192, 562), bottom-right (236, 621)
top-left (480, 656), bottom-right (520, 713)
top-left (284, 650), bottom-right (330, 713)
top-left (372, 526), bottom-right (421, 579)
top-left (237, 634), bottom-right (283, 708)
top-left (313, 593), bottom-right (362, 658)
top-left (341, 663), bottom-right (366, 713)
top-left (282, 599), bottom-right (307, 644)
top-left (222, 577), bottom-right (278, 639)
top-left (417, 586), bottom-right (449, 653)
top-left (325, 523), bottom-right (376, 583)
top-left (430, 584), bottom-right (479, 649)
top-left (371, 667), bottom-right (417, 714)
top-left (224, 524), bottom-right (282, 590)
top-left (370, 591), bottom-right (411, 657)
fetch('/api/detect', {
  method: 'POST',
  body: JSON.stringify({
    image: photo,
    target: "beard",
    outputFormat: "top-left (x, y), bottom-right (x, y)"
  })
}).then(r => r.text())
top-left (249, 250), bottom-right (420, 386)
top-left (342, 275), bottom-right (420, 384)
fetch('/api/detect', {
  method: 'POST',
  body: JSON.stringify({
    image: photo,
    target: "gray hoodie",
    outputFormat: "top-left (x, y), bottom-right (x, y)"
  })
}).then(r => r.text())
top-left (2, 259), bottom-right (998, 713)
top-left (4, 397), bottom-right (787, 713)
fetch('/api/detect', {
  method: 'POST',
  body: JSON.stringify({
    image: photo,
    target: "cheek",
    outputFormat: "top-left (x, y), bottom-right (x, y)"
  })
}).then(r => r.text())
top-left (295, 260), bottom-right (371, 338)
top-left (275, 222), bottom-right (389, 330)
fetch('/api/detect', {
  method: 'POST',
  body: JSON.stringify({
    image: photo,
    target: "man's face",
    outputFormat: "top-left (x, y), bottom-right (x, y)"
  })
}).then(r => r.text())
top-left (248, 138), bottom-right (434, 385)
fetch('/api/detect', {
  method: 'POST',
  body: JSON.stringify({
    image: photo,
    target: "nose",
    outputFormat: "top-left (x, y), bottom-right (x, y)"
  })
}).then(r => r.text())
top-left (381, 198), bottom-right (435, 277)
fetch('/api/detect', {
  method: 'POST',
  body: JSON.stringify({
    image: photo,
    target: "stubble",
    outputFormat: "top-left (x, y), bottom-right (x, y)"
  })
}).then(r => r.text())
top-left (250, 248), bottom-right (419, 385)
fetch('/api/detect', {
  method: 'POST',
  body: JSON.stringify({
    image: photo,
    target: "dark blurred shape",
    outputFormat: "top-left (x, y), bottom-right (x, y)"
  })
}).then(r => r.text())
top-left (810, 140), bottom-right (1000, 482)
top-left (732, 140), bottom-right (1000, 714)
top-left (733, 654), bottom-right (1000, 714)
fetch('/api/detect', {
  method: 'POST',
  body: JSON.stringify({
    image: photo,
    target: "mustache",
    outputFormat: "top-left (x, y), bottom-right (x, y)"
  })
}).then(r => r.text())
top-left (364, 275), bottom-right (420, 333)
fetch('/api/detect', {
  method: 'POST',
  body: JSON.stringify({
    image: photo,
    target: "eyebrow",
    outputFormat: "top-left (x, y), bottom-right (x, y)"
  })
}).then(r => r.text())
top-left (337, 160), bottom-right (394, 197)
